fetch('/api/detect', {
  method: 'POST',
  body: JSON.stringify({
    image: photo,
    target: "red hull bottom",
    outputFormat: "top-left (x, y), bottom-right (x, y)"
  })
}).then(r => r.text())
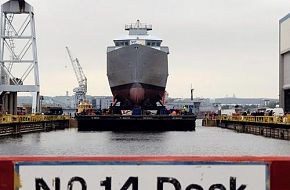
top-left (111, 83), bottom-right (165, 107)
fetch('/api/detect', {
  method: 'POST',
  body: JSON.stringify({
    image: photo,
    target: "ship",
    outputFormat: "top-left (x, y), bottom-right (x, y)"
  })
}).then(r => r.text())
top-left (107, 20), bottom-right (169, 108)
top-left (76, 20), bottom-right (196, 131)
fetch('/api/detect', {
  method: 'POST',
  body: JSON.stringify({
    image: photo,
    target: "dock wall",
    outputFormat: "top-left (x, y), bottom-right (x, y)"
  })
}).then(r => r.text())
top-left (0, 115), bottom-right (70, 137)
top-left (214, 115), bottom-right (290, 140)
top-left (217, 120), bottom-right (290, 140)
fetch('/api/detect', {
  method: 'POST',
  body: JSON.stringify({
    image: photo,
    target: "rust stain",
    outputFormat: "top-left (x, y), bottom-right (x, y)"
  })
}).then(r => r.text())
top-left (14, 171), bottom-right (22, 190)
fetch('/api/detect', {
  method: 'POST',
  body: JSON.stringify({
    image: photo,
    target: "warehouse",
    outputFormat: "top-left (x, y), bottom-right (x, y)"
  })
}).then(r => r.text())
top-left (279, 13), bottom-right (290, 113)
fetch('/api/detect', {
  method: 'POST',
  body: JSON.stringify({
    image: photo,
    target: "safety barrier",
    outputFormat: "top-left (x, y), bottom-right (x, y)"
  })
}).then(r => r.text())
top-left (0, 156), bottom-right (290, 190)
top-left (0, 114), bottom-right (70, 124)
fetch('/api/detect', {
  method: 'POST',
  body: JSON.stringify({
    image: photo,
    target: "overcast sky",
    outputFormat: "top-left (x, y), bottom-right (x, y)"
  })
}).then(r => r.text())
top-left (3, 0), bottom-right (290, 98)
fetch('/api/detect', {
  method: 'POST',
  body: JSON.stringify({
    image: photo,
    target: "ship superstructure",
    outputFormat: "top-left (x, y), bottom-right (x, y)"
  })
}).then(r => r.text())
top-left (107, 20), bottom-right (169, 108)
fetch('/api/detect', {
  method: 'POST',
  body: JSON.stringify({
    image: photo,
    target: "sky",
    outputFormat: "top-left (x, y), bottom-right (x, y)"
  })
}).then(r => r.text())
top-left (2, 0), bottom-right (290, 99)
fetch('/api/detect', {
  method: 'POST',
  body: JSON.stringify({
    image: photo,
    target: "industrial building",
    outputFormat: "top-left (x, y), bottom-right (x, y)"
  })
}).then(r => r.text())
top-left (279, 13), bottom-right (290, 113)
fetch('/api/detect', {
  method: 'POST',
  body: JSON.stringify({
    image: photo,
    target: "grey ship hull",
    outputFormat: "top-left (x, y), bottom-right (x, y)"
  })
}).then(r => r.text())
top-left (107, 44), bottom-right (168, 106)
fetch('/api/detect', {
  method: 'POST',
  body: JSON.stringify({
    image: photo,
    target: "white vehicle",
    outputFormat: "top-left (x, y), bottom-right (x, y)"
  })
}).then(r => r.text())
top-left (266, 108), bottom-right (284, 116)
top-left (273, 107), bottom-right (284, 116)
top-left (221, 109), bottom-right (236, 115)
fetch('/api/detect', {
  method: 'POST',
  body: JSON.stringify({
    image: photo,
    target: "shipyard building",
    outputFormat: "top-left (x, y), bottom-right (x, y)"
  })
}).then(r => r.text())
top-left (279, 14), bottom-right (290, 113)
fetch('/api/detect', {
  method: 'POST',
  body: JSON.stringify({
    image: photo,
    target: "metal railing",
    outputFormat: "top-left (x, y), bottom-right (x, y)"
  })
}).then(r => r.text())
top-left (0, 114), bottom-right (70, 124)
top-left (216, 114), bottom-right (290, 125)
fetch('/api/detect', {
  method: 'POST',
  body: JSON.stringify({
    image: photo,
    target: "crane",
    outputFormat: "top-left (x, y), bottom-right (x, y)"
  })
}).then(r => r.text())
top-left (65, 46), bottom-right (87, 107)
